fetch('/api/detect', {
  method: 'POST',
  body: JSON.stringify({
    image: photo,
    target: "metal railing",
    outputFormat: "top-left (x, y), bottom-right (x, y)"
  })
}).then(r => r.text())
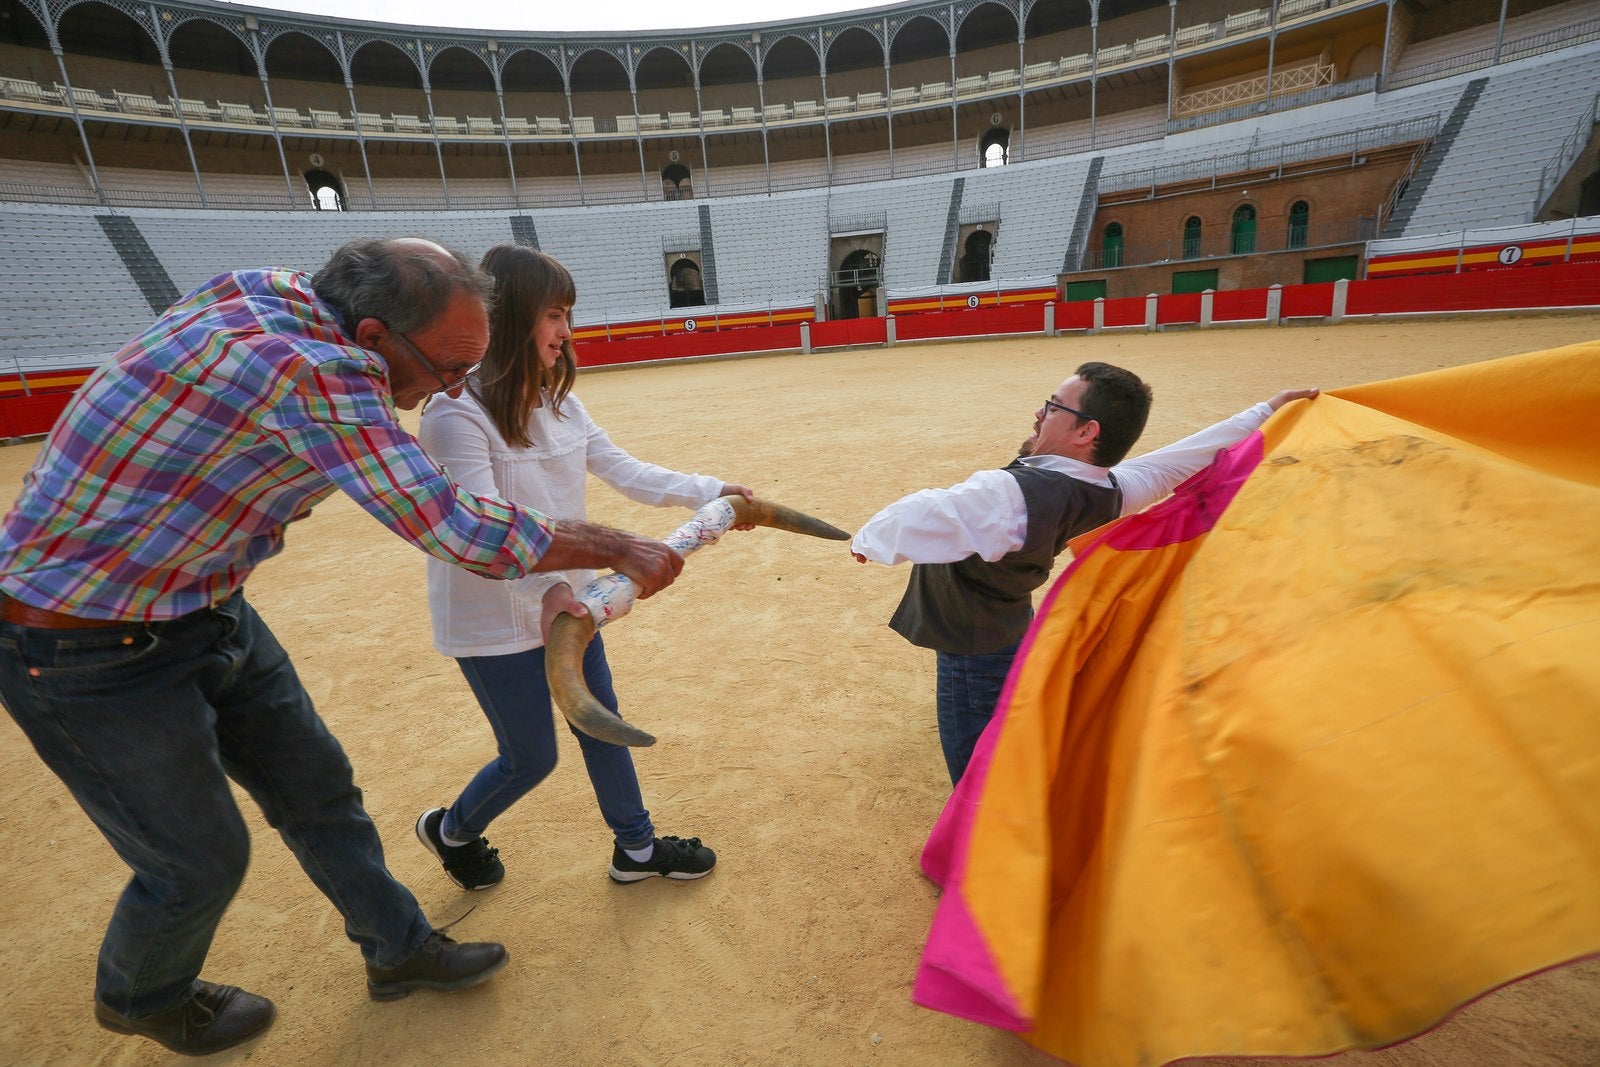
top-left (1102, 115), bottom-right (1439, 195)
top-left (828, 211), bottom-right (888, 235)
top-left (1, 10), bottom-right (1594, 213)
top-left (1375, 138), bottom-right (1435, 235)
top-left (1385, 18), bottom-right (1600, 90)
top-left (959, 201), bottom-right (1002, 225)
top-left (1175, 61), bottom-right (1336, 116)
top-left (1167, 74), bottom-right (1377, 134)
top-left (1534, 90), bottom-right (1600, 215)
top-left (1070, 215), bottom-right (1376, 272)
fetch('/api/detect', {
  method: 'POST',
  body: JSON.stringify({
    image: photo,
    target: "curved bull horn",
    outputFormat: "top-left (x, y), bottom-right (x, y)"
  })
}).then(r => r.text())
top-left (546, 610), bottom-right (658, 747)
top-left (545, 495), bottom-right (850, 747)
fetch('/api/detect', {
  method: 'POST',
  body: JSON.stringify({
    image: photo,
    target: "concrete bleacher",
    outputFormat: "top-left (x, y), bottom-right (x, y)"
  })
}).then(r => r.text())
top-left (0, 205), bottom-right (157, 371)
top-left (963, 156), bottom-right (1096, 279)
top-left (1390, 43), bottom-right (1600, 234)
top-left (531, 200), bottom-right (705, 324)
top-left (709, 191), bottom-right (830, 310)
top-left (4, 15), bottom-right (1599, 371)
top-left (827, 172), bottom-right (960, 289)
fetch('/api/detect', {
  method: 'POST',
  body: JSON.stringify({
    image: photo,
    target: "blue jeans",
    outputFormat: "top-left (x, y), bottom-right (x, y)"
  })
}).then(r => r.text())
top-left (445, 633), bottom-right (654, 850)
top-left (0, 591), bottom-right (432, 1019)
top-left (934, 640), bottom-right (1021, 785)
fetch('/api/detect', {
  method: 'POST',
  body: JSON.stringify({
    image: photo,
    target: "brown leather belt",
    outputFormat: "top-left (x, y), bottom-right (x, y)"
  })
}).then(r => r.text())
top-left (0, 595), bottom-right (128, 630)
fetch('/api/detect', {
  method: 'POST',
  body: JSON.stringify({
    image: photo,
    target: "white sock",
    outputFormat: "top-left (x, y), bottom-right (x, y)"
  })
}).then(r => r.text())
top-left (440, 825), bottom-right (476, 849)
top-left (622, 842), bottom-right (655, 862)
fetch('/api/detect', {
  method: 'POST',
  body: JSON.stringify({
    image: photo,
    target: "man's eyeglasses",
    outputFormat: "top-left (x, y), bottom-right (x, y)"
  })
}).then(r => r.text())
top-left (386, 327), bottom-right (476, 395)
top-left (1043, 397), bottom-right (1093, 422)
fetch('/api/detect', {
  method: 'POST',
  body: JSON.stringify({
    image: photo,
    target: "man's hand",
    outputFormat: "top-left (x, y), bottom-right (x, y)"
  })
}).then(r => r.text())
top-left (540, 582), bottom-right (585, 646)
top-left (532, 519), bottom-right (683, 599)
top-left (1268, 387), bottom-right (1319, 411)
top-left (612, 534), bottom-right (684, 599)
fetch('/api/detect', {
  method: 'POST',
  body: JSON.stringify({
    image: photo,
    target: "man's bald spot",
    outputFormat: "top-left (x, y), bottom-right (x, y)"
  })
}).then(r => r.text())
top-left (390, 236), bottom-right (455, 262)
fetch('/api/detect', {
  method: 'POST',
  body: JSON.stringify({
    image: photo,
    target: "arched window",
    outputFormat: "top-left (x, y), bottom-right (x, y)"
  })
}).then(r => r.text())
top-left (1232, 204), bottom-right (1257, 255)
top-left (667, 256), bottom-right (704, 307)
top-left (304, 168), bottom-right (345, 211)
top-left (1288, 200), bottom-right (1310, 249)
top-left (1103, 222), bottom-right (1124, 268)
top-left (661, 162), bottom-right (692, 202)
top-left (1182, 216), bottom-right (1202, 260)
top-left (980, 127), bottom-right (1009, 168)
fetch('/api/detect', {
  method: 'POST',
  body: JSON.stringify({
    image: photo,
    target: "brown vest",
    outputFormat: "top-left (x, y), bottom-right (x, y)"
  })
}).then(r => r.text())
top-left (888, 461), bottom-right (1121, 654)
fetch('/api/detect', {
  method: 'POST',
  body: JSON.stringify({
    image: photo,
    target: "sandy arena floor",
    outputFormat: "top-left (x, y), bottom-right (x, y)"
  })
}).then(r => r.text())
top-left (1, 315), bottom-right (1597, 1067)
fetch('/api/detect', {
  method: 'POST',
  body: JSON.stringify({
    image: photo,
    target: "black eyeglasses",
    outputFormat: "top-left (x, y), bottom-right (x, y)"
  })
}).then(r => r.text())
top-left (386, 327), bottom-right (475, 395)
top-left (1043, 397), bottom-right (1093, 421)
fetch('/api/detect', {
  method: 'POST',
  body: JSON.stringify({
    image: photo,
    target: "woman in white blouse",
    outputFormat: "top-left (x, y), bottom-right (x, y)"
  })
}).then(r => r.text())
top-left (415, 244), bottom-right (750, 890)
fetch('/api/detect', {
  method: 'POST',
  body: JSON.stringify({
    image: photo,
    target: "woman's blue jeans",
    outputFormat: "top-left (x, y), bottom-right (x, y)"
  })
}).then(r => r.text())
top-left (934, 640), bottom-right (1021, 785)
top-left (444, 633), bottom-right (654, 850)
top-left (0, 591), bottom-right (432, 1020)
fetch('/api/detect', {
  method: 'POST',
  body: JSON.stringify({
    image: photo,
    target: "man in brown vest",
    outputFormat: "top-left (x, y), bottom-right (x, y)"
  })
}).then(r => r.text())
top-left (852, 362), bottom-right (1316, 783)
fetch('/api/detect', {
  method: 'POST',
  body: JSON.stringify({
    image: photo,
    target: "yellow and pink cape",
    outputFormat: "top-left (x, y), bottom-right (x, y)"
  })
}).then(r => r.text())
top-left (916, 341), bottom-right (1600, 1066)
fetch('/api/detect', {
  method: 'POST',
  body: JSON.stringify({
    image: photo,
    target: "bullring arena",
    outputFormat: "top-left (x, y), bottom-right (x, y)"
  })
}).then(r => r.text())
top-left (3, 0), bottom-right (1600, 1060)
top-left (2, 315), bottom-right (1598, 1065)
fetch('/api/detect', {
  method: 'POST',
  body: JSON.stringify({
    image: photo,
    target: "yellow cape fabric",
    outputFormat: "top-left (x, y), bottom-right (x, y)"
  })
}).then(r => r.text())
top-left (955, 341), bottom-right (1600, 1066)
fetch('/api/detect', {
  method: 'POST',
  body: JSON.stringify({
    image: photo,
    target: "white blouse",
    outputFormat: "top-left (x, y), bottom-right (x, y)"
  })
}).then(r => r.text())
top-left (419, 390), bottom-right (724, 657)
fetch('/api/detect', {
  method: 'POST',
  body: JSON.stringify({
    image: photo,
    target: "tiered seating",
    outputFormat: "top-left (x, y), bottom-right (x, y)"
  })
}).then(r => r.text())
top-left (709, 190), bottom-right (830, 310)
top-left (963, 156), bottom-right (1096, 279)
top-left (0, 206), bottom-right (156, 370)
top-left (1394, 44), bottom-right (1600, 234)
top-left (532, 200), bottom-right (704, 321)
top-left (828, 173), bottom-right (960, 288)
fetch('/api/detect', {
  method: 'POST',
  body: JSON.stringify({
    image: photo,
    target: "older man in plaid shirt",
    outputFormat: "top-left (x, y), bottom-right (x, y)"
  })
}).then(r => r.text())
top-left (0, 237), bottom-right (682, 1056)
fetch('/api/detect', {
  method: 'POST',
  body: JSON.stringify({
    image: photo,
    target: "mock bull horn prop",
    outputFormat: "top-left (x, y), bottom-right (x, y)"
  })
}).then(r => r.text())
top-left (546, 495), bottom-right (851, 747)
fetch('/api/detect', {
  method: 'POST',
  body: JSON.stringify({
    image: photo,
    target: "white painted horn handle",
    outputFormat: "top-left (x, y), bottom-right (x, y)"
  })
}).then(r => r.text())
top-left (547, 495), bottom-right (851, 747)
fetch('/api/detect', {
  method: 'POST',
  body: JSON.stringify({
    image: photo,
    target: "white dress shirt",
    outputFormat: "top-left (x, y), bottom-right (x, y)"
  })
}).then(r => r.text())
top-left (851, 402), bottom-right (1273, 565)
top-left (419, 390), bottom-right (724, 657)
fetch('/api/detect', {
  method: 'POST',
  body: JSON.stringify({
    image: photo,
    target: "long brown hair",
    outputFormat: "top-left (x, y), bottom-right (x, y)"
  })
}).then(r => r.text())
top-left (470, 244), bottom-right (579, 448)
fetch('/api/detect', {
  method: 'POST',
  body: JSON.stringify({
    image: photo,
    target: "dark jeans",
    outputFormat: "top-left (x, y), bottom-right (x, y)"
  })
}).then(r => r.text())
top-left (934, 640), bottom-right (1022, 785)
top-left (0, 590), bottom-right (431, 1019)
top-left (447, 633), bottom-right (654, 850)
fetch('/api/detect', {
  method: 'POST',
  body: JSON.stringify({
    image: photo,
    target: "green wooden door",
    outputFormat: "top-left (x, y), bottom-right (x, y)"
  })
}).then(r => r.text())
top-left (1303, 256), bottom-right (1359, 284)
top-left (1172, 269), bottom-right (1218, 294)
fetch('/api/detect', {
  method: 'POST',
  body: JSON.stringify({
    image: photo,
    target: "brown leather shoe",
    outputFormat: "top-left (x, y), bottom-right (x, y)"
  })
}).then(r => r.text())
top-left (366, 930), bottom-right (509, 1001)
top-left (95, 980), bottom-right (275, 1056)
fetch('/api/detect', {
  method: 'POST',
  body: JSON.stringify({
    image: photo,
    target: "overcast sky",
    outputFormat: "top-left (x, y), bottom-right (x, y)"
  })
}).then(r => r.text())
top-left (216, 0), bottom-right (877, 34)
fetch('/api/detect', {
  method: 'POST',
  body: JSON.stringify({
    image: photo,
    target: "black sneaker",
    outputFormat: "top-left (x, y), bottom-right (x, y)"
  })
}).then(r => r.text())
top-left (608, 835), bottom-right (717, 884)
top-left (416, 807), bottom-right (504, 890)
top-left (365, 931), bottom-right (508, 1001)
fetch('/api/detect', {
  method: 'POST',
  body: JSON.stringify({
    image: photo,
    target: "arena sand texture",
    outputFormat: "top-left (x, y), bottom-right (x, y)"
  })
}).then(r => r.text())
top-left (1, 316), bottom-right (1597, 1067)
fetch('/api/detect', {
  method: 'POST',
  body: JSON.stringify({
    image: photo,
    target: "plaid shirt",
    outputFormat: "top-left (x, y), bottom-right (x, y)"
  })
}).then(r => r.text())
top-left (0, 268), bottom-right (554, 621)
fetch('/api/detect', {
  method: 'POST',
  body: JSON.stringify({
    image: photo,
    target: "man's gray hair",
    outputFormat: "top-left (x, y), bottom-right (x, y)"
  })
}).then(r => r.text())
top-left (311, 237), bottom-right (494, 335)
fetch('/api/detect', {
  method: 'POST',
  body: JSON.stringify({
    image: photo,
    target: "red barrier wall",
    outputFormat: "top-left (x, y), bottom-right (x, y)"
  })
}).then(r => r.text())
top-left (811, 318), bottom-right (888, 348)
top-left (0, 393), bottom-right (71, 439)
top-left (893, 304), bottom-right (1045, 340)
top-left (1213, 288), bottom-right (1270, 322)
top-left (6, 264), bottom-right (1595, 438)
top-left (577, 324), bottom-right (803, 366)
top-left (1156, 293), bottom-right (1202, 326)
top-left (1280, 282), bottom-right (1335, 319)
top-left (1346, 262), bottom-right (1600, 316)
top-left (1057, 301), bottom-right (1096, 331)
top-left (1103, 296), bottom-right (1147, 328)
